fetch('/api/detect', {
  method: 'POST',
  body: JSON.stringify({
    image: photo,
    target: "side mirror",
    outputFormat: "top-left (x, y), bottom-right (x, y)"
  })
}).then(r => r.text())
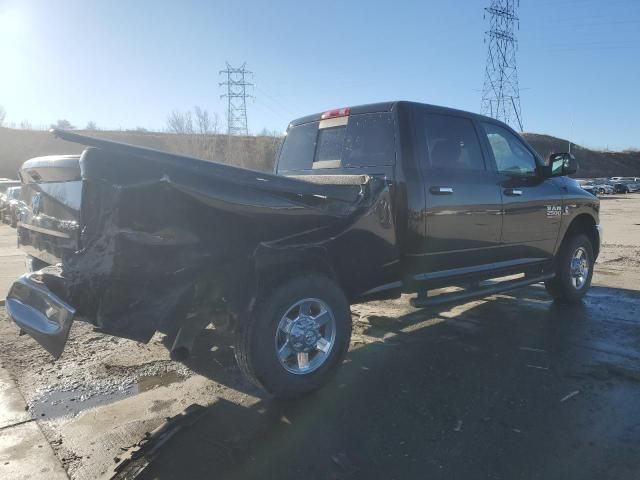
top-left (544, 152), bottom-right (577, 177)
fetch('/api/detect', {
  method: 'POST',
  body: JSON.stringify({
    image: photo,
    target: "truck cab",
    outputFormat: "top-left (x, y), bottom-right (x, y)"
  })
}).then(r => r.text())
top-left (276, 102), bottom-right (600, 300)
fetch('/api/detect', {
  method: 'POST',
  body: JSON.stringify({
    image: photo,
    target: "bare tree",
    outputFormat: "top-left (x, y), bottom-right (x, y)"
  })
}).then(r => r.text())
top-left (85, 121), bottom-right (97, 130)
top-left (51, 119), bottom-right (75, 130)
top-left (19, 120), bottom-right (32, 130)
top-left (165, 107), bottom-right (221, 161)
top-left (166, 109), bottom-right (193, 134)
top-left (194, 106), bottom-right (220, 135)
top-left (0, 106), bottom-right (6, 127)
top-left (167, 107), bottom-right (219, 135)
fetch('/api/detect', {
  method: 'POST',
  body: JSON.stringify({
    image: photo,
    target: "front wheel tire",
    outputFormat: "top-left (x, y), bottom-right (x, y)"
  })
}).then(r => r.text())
top-left (545, 234), bottom-right (594, 303)
top-left (235, 274), bottom-right (351, 398)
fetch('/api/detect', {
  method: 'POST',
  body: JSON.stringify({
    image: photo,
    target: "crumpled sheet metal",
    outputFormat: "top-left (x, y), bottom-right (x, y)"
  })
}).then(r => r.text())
top-left (47, 133), bottom-right (397, 348)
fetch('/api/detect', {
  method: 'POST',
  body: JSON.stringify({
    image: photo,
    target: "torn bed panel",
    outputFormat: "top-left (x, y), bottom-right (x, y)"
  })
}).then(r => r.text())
top-left (7, 131), bottom-right (397, 358)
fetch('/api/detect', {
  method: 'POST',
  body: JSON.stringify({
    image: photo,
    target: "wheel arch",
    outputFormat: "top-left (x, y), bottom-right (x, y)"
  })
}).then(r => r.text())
top-left (254, 246), bottom-right (340, 298)
top-left (559, 213), bottom-right (600, 259)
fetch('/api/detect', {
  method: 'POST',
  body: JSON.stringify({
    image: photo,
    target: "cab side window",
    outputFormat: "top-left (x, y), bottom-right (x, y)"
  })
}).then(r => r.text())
top-left (482, 123), bottom-right (538, 176)
top-left (423, 113), bottom-right (486, 171)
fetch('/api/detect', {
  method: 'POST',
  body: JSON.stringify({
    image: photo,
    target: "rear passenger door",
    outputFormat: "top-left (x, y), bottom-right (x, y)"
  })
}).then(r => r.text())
top-left (415, 111), bottom-right (503, 273)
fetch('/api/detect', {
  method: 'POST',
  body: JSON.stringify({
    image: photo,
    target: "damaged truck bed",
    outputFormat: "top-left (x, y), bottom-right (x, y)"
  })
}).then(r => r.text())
top-left (8, 128), bottom-right (395, 361)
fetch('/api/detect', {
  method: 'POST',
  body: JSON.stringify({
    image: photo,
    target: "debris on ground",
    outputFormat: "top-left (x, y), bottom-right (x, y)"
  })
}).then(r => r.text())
top-left (526, 364), bottom-right (549, 371)
top-left (560, 390), bottom-right (580, 402)
top-left (519, 346), bottom-right (546, 353)
top-left (331, 452), bottom-right (357, 474)
top-left (111, 404), bottom-right (207, 480)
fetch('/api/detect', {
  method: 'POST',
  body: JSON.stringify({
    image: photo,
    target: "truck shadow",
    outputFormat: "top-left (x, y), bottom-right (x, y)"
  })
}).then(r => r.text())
top-left (141, 284), bottom-right (640, 479)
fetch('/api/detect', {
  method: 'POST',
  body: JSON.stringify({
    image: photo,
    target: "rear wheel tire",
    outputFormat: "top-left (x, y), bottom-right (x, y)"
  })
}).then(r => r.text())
top-left (545, 233), bottom-right (594, 304)
top-left (235, 274), bottom-right (351, 398)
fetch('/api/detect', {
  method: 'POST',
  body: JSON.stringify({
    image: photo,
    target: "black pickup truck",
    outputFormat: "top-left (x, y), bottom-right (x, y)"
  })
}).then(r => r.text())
top-left (6, 101), bottom-right (600, 397)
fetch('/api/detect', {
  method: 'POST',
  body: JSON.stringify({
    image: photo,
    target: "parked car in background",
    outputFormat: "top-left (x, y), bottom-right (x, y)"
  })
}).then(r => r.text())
top-left (1, 182), bottom-right (19, 224)
top-left (1, 186), bottom-right (23, 227)
top-left (613, 183), bottom-right (630, 194)
top-left (592, 182), bottom-right (614, 195)
top-left (610, 176), bottom-right (640, 183)
top-left (0, 179), bottom-right (21, 195)
top-left (623, 181), bottom-right (640, 193)
top-left (0, 194), bottom-right (7, 223)
top-left (577, 181), bottom-right (598, 196)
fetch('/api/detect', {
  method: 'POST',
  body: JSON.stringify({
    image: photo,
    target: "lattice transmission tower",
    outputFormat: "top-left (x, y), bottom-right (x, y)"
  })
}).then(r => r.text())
top-left (481, 0), bottom-right (523, 131)
top-left (219, 62), bottom-right (253, 135)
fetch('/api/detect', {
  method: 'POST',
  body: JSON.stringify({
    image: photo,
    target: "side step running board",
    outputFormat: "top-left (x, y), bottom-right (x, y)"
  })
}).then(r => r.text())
top-left (410, 272), bottom-right (555, 308)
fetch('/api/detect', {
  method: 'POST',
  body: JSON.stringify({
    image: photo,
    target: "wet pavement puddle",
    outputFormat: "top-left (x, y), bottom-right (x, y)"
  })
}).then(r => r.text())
top-left (29, 370), bottom-right (187, 419)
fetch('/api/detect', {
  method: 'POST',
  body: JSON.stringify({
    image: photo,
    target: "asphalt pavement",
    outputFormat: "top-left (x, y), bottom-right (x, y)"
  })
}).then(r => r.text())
top-left (0, 195), bottom-right (639, 480)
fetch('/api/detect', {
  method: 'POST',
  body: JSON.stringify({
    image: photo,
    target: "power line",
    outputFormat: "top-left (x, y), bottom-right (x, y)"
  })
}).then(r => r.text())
top-left (219, 62), bottom-right (253, 135)
top-left (254, 85), bottom-right (295, 117)
top-left (481, 0), bottom-right (523, 131)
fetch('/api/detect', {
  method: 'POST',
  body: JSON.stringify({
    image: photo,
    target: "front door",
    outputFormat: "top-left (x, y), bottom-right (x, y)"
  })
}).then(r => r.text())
top-left (415, 111), bottom-right (503, 274)
top-left (479, 122), bottom-right (563, 260)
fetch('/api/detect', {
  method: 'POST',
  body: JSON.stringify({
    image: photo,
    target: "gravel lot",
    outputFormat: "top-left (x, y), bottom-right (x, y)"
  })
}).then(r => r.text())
top-left (1, 194), bottom-right (640, 479)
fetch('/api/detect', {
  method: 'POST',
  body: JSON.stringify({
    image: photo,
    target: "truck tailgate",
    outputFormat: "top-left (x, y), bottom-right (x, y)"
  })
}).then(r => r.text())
top-left (17, 155), bottom-right (82, 265)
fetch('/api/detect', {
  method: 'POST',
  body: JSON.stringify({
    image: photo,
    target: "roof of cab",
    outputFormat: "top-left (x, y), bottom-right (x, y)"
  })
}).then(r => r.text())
top-left (288, 100), bottom-right (506, 128)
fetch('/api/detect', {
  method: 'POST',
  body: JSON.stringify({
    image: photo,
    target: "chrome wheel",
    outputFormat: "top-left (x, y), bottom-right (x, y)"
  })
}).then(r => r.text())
top-left (570, 247), bottom-right (589, 289)
top-left (275, 298), bottom-right (336, 375)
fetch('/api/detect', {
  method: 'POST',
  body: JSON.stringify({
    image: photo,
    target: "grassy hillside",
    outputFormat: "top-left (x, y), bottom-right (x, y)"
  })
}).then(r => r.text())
top-left (522, 133), bottom-right (640, 178)
top-left (0, 128), bottom-right (281, 179)
top-left (1, 127), bottom-right (638, 179)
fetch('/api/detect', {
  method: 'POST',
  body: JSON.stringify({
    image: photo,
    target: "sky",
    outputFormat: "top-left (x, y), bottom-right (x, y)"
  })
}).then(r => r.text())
top-left (0, 0), bottom-right (638, 150)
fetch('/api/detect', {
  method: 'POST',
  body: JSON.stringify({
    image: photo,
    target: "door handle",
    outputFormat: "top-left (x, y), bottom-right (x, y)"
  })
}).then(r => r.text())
top-left (430, 186), bottom-right (454, 195)
top-left (504, 188), bottom-right (523, 196)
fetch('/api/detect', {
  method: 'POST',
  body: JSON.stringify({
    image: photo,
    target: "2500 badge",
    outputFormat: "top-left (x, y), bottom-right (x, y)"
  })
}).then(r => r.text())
top-left (546, 205), bottom-right (569, 217)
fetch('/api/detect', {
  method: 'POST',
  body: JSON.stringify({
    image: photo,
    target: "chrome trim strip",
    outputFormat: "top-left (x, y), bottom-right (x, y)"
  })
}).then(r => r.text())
top-left (413, 258), bottom-right (547, 282)
top-left (17, 222), bottom-right (72, 238)
top-left (19, 244), bottom-right (60, 265)
top-left (312, 160), bottom-right (342, 169)
top-left (319, 116), bottom-right (348, 129)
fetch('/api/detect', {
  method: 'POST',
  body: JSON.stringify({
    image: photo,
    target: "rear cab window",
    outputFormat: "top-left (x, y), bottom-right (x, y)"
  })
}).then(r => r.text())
top-left (276, 112), bottom-right (396, 174)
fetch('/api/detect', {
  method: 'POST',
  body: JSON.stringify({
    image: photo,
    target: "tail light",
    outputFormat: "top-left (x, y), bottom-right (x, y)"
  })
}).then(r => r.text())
top-left (321, 107), bottom-right (351, 120)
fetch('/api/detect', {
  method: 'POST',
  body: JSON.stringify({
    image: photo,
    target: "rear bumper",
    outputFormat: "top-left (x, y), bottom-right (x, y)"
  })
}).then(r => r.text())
top-left (5, 269), bottom-right (76, 359)
top-left (17, 221), bottom-right (79, 265)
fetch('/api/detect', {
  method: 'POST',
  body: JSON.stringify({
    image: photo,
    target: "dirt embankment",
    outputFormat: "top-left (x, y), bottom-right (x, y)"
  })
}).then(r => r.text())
top-left (523, 133), bottom-right (640, 178)
top-left (1, 127), bottom-right (638, 180)
top-left (0, 127), bottom-right (281, 178)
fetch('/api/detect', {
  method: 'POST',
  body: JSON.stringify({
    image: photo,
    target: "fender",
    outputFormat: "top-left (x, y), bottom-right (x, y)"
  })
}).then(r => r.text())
top-left (554, 177), bottom-right (600, 258)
